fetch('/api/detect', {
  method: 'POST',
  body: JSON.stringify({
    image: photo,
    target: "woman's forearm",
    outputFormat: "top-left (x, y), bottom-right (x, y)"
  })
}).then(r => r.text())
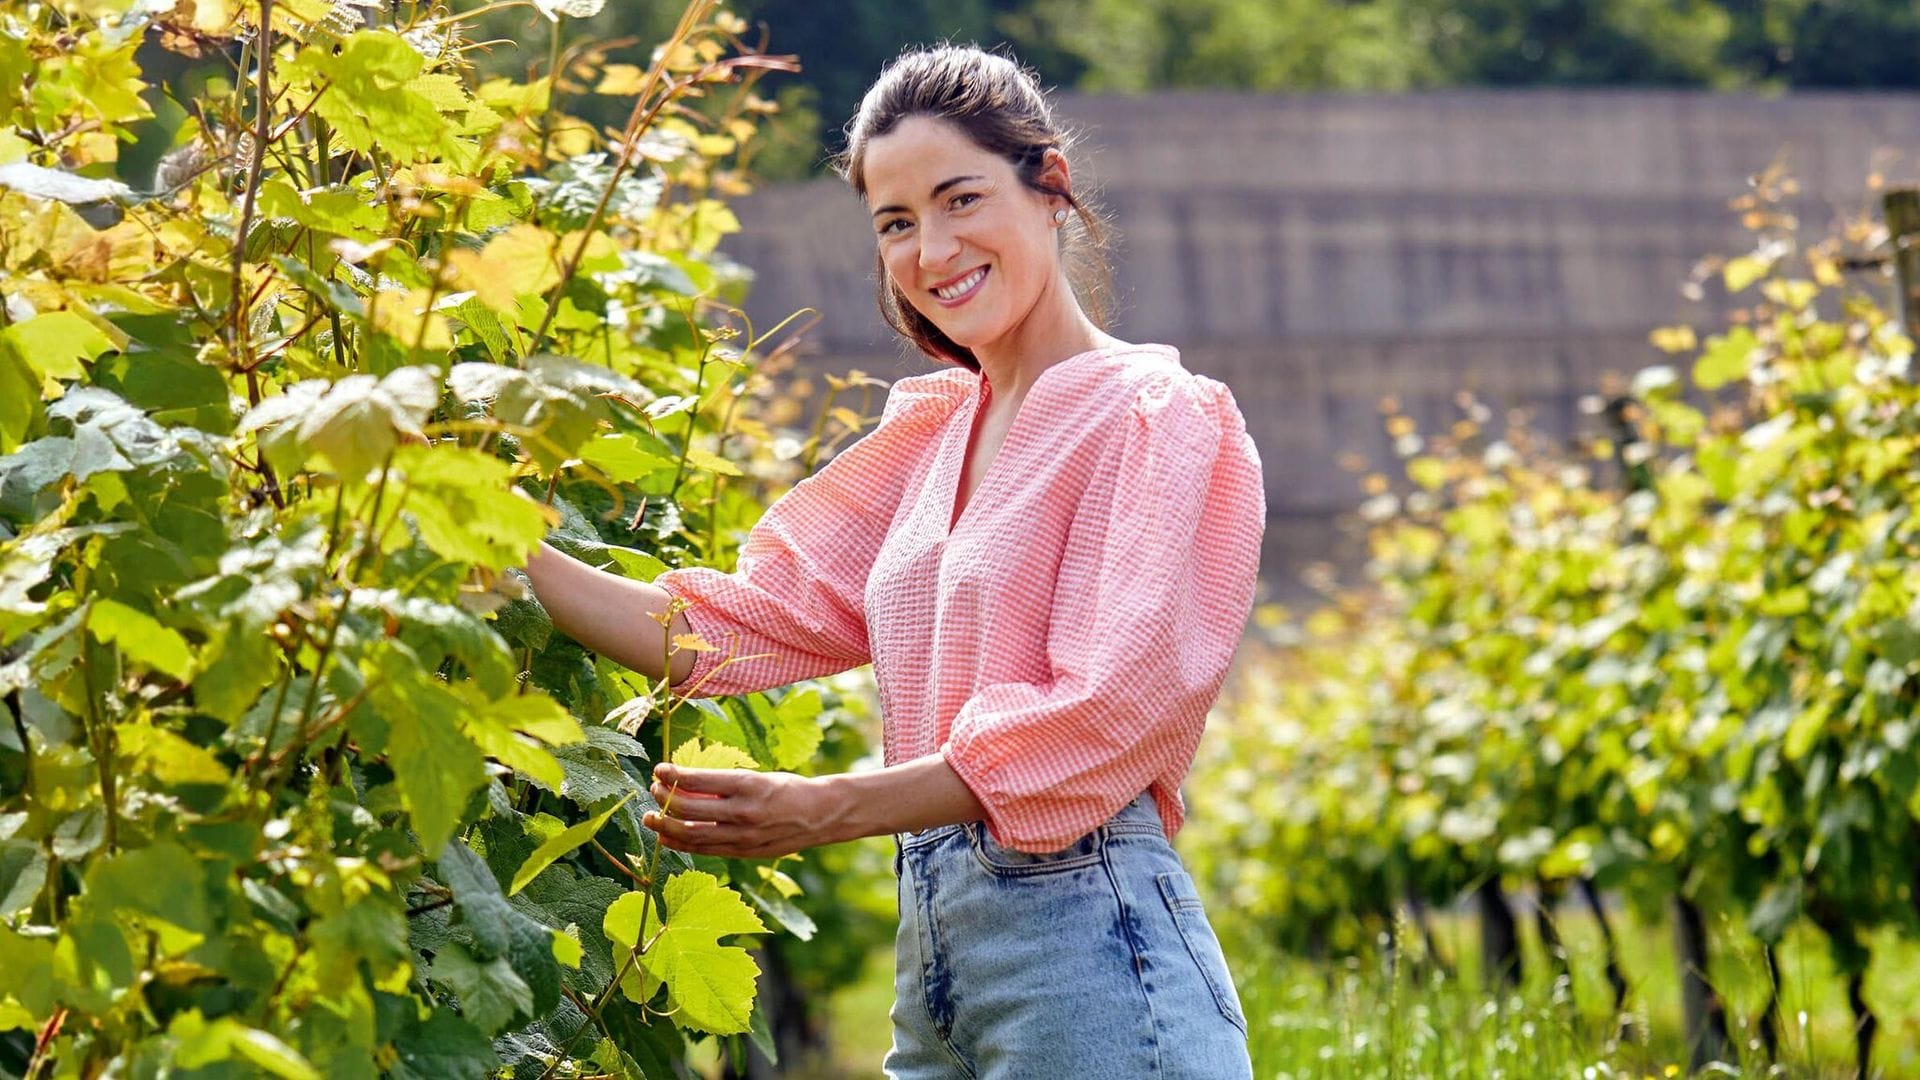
top-left (816, 752), bottom-right (988, 842)
top-left (523, 542), bottom-right (697, 686)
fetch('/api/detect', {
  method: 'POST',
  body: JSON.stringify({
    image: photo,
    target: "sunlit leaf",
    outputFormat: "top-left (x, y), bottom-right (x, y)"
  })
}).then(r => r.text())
top-left (603, 870), bottom-right (766, 1034)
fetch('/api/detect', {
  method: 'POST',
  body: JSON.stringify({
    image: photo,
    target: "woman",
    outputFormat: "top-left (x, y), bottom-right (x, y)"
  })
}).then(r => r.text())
top-left (525, 44), bottom-right (1264, 1079)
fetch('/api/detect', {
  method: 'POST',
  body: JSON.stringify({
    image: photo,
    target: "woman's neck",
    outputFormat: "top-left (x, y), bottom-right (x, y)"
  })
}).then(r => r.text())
top-left (970, 273), bottom-right (1118, 403)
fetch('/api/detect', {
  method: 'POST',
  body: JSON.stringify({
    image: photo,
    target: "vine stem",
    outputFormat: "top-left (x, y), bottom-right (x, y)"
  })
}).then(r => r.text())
top-left (537, 13), bottom-right (563, 164)
top-left (229, 0), bottom-right (274, 355)
top-left (79, 632), bottom-right (118, 856)
top-left (22, 1007), bottom-right (67, 1080)
top-left (524, 0), bottom-right (716, 353)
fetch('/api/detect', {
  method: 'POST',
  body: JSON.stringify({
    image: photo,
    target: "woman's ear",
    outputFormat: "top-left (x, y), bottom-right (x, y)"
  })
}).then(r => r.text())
top-left (1037, 148), bottom-right (1073, 214)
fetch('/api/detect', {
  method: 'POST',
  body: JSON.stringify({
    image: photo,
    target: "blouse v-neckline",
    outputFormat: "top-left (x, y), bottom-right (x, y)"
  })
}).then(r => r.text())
top-left (941, 346), bottom-right (1119, 539)
top-left (945, 382), bottom-right (1003, 537)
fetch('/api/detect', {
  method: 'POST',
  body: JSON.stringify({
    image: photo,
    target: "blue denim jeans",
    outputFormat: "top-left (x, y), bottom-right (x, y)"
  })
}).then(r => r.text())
top-left (884, 791), bottom-right (1253, 1079)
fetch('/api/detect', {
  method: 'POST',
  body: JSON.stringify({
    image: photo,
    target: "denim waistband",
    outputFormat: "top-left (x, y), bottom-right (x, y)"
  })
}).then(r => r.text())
top-left (894, 789), bottom-right (1161, 853)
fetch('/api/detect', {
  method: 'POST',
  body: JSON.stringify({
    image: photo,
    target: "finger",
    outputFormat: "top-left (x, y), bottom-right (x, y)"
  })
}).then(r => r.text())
top-left (652, 764), bottom-right (754, 796)
top-left (643, 810), bottom-right (722, 847)
top-left (651, 784), bottom-right (750, 824)
top-left (653, 782), bottom-right (724, 806)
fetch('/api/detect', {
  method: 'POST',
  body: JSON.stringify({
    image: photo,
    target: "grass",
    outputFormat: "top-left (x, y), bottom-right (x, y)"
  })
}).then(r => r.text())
top-left (800, 893), bottom-right (1919, 1078)
top-left (1230, 899), bottom-right (1920, 1079)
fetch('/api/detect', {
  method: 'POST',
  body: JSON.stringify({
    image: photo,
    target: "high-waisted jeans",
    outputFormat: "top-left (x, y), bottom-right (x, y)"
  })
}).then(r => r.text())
top-left (884, 791), bottom-right (1254, 1079)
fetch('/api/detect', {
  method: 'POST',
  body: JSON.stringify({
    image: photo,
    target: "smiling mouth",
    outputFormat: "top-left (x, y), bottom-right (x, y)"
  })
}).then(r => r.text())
top-left (931, 267), bottom-right (988, 305)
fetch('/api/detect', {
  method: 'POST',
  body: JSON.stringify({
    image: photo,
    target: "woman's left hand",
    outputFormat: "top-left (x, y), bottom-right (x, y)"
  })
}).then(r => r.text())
top-left (643, 764), bottom-right (843, 859)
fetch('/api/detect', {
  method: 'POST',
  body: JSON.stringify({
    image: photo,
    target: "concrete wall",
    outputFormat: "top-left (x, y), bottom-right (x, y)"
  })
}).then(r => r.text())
top-left (720, 89), bottom-right (1920, 595)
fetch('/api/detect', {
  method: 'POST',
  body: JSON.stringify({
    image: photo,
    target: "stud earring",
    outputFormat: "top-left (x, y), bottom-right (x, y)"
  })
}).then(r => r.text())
top-left (1053, 208), bottom-right (1069, 225)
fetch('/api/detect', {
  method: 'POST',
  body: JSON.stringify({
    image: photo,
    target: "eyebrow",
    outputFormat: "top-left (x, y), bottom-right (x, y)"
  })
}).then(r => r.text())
top-left (871, 175), bottom-right (985, 219)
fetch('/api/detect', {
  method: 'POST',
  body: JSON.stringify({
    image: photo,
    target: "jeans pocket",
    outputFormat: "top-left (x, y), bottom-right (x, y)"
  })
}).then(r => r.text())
top-left (1155, 871), bottom-right (1249, 1036)
top-left (964, 821), bottom-right (1104, 877)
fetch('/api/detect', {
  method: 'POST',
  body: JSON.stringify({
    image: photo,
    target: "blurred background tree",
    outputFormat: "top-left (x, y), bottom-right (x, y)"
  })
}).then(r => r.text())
top-left (620, 0), bottom-right (1920, 177)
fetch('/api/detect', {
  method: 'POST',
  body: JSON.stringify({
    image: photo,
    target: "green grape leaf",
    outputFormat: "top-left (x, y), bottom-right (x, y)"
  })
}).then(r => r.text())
top-left (449, 354), bottom-right (640, 470)
top-left (510, 793), bottom-right (631, 896)
top-left (0, 842), bottom-right (48, 920)
top-left (578, 432), bottom-right (674, 484)
top-left (768, 689), bottom-right (825, 771)
top-left (82, 841), bottom-right (212, 955)
top-left (458, 689), bottom-right (581, 791)
top-left (603, 871), bottom-right (767, 1034)
top-left (0, 923), bottom-right (56, 1019)
top-left (371, 670), bottom-right (487, 859)
top-left (0, 335), bottom-right (42, 455)
top-left (293, 31), bottom-right (453, 160)
top-left (239, 367), bottom-right (439, 480)
top-left (169, 1010), bottom-right (322, 1080)
top-left (388, 1008), bottom-right (498, 1080)
top-left (551, 927), bottom-right (584, 969)
top-left (396, 445), bottom-right (553, 570)
top-left (554, 742), bottom-right (642, 805)
top-left (517, 869), bottom-right (625, 994)
top-left (1693, 326), bottom-right (1758, 391)
top-left (736, 874), bottom-right (815, 942)
top-left (428, 943), bottom-right (533, 1035)
top-left (436, 841), bottom-right (562, 1014)
top-left (299, 368), bottom-right (439, 480)
top-left (114, 723), bottom-right (228, 786)
top-left (436, 840), bottom-right (517, 957)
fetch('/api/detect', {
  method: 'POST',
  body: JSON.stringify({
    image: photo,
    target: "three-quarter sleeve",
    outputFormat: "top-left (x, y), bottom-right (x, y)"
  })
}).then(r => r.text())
top-left (938, 373), bottom-right (1266, 852)
top-left (655, 371), bottom-right (967, 698)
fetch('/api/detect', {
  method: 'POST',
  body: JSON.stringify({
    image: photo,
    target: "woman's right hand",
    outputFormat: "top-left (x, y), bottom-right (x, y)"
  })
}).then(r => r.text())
top-left (522, 542), bottom-right (697, 686)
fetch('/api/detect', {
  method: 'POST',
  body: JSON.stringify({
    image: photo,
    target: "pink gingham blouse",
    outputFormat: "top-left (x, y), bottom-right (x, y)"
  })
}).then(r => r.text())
top-left (655, 344), bottom-right (1266, 852)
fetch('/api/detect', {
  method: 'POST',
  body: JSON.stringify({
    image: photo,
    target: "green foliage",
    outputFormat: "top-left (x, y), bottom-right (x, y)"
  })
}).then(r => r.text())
top-left (718, 0), bottom-right (1920, 174)
top-left (0, 1), bottom-right (870, 1075)
top-left (1186, 170), bottom-right (1920, 994)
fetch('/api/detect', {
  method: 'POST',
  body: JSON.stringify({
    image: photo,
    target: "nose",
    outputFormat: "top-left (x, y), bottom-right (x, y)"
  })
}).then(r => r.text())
top-left (917, 217), bottom-right (961, 274)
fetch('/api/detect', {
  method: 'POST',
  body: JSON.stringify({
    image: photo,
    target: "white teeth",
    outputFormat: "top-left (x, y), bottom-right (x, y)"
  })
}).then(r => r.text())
top-left (934, 268), bottom-right (986, 301)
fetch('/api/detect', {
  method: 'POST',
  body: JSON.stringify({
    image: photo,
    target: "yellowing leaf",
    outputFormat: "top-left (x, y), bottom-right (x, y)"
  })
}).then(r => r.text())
top-left (368, 286), bottom-right (453, 352)
top-left (551, 928), bottom-right (584, 969)
top-left (115, 724), bottom-right (229, 786)
top-left (185, 0), bottom-right (240, 34)
top-left (1760, 277), bottom-right (1819, 312)
top-left (5, 311), bottom-right (115, 389)
top-left (603, 871), bottom-right (767, 1034)
top-left (595, 64), bottom-right (648, 95)
top-left (1722, 253), bottom-right (1772, 293)
top-left (89, 599), bottom-right (192, 680)
top-left (681, 446), bottom-right (741, 476)
top-left (670, 739), bottom-right (758, 770)
top-left (473, 224), bottom-right (563, 312)
top-left (1647, 325), bottom-right (1697, 354)
top-left (1406, 456), bottom-right (1446, 492)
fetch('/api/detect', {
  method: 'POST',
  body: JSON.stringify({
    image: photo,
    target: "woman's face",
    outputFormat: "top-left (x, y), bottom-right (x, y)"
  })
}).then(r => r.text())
top-left (863, 115), bottom-right (1065, 357)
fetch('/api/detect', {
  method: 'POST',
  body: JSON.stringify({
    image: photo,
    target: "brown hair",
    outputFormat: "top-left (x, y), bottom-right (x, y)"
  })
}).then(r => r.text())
top-left (833, 44), bottom-right (1113, 372)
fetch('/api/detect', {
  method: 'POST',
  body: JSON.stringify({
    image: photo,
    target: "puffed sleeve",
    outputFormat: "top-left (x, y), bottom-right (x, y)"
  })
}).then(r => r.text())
top-left (655, 370), bottom-right (970, 698)
top-left (938, 373), bottom-right (1266, 852)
